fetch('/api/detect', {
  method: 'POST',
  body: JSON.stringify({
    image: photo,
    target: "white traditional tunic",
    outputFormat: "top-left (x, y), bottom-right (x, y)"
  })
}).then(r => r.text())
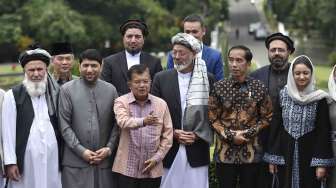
top-left (160, 72), bottom-right (209, 188)
top-left (2, 90), bottom-right (61, 188)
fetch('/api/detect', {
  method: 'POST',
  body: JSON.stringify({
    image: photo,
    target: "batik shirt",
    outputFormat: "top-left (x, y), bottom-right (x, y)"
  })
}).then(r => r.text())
top-left (209, 77), bottom-right (272, 164)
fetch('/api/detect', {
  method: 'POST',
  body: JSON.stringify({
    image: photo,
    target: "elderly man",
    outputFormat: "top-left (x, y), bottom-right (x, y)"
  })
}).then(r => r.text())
top-left (152, 33), bottom-right (214, 188)
top-left (51, 42), bottom-right (77, 85)
top-left (113, 64), bottom-right (173, 188)
top-left (209, 45), bottom-right (272, 188)
top-left (101, 19), bottom-right (162, 95)
top-left (166, 14), bottom-right (224, 80)
top-left (2, 47), bottom-right (61, 188)
top-left (58, 49), bottom-right (119, 188)
top-left (250, 32), bottom-right (295, 188)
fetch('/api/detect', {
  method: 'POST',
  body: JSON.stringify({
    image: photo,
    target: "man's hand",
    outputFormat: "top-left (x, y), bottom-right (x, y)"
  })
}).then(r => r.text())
top-left (316, 167), bottom-right (327, 179)
top-left (82, 149), bottom-right (97, 164)
top-left (91, 147), bottom-right (111, 165)
top-left (174, 129), bottom-right (198, 145)
top-left (143, 111), bottom-right (160, 126)
top-left (142, 159), bottom-right (157, 174)
top-left (232, 130), bottom-right (249, 145)
top-left (5, 164), bottom-right (21, 181)
top-left (269, 164), bottom-right (278, 174)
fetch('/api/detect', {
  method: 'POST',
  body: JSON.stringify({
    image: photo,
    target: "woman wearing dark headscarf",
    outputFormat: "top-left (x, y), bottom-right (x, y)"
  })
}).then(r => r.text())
top-left (327, 65), bottom-right (336, 188)
top-left (264, 55), bottom-right (334, 188)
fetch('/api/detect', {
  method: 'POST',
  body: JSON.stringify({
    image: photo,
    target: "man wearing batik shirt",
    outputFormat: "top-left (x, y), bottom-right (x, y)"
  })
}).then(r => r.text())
top-left (113, 64), bottom-right (173, 188)
top-left (209, 45), bottom-right (272, 188)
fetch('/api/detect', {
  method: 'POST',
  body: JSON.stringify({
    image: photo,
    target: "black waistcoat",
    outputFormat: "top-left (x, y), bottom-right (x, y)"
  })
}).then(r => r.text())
top-left (12, 84), bottom-right (61, 173)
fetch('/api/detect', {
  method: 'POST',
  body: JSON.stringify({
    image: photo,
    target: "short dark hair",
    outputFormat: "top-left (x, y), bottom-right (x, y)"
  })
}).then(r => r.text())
top-left (292, 56), bottom-right (313, 73)
top-left (183, 14), bottom-right (204, 27)
top-left (79, 49), bottom-right (102, 64)
top-left (127, 64), bottom-right (150, 81)
top-left (228, 45), bottom-right (253, 63)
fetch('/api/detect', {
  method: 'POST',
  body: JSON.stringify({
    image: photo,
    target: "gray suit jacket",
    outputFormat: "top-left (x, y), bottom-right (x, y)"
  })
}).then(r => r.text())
top-left (58, 79), bottom-right (119, 168)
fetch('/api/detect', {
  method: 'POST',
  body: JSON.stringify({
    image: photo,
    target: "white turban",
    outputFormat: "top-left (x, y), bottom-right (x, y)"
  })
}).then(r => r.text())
top-left (171, 33), bottom-right (202, 53)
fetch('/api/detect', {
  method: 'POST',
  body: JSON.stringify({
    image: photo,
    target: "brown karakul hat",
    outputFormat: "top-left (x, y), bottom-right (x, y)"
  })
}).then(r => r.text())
top-left (119, 19), bottom-right (148, 36)
top-left (265, 32), bottom-right (295, 54)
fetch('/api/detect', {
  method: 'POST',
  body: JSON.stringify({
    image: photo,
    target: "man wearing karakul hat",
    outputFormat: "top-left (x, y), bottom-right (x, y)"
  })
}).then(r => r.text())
top-left (2, 46), bottom-right (62, 188)
top-left (101, 19), bottom-right (162, 95)
top-left (152, 33), bottom-right (215, 188)
top-left (250, 33), bottom-right (295, 188)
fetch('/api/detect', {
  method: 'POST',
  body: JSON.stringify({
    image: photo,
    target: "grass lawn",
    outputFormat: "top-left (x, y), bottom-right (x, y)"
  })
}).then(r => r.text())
top-left (0, 63), bottom-right (22, 73)
top-left (314, 65), bottom-right (331, 90)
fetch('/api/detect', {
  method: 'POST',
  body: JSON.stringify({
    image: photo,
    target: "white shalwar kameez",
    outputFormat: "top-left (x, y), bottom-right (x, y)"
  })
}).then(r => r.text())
top-left (2, 90), bottom-right (61, 188)
top-left (160, 72), bottom-right (209, 188)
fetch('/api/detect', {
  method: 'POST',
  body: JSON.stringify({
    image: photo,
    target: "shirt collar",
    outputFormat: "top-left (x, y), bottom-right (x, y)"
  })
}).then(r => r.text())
top-left (125, 50), bottom-right (141, 58)
top-left (127, 92), bottom-right (152, 104)
top-left (230, 76), bottom-right (252, 87)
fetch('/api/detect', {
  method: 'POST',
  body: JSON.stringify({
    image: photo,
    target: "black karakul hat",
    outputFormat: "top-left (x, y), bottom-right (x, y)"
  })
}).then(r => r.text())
top-left (51, 42), bottom-right (73, 56)
top-left (119, 19), bottom-right (148, 36)
top-left (265, 32), bottom-right (295, 54)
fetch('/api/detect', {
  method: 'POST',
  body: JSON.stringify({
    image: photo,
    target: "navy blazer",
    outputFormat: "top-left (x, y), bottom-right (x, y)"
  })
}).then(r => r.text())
top-left (167, 45), bottom-right (224, 80)
top-left (151, 69), bottom-right (215, 168)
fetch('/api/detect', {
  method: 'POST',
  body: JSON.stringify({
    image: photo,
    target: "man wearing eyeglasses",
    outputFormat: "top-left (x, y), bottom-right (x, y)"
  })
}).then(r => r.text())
top-left (250, 32), bottom-right (295, 188)
top-left (166, 14), bottom-right (224, 81)
top-left (51, 42), bottom-right (78, 85)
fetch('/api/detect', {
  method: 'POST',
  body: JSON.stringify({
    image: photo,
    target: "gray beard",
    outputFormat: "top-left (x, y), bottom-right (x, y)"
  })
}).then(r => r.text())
top-left (174, 60), bottom-right (194, 72)
top-left (23, 74), bottom-right (47, 97)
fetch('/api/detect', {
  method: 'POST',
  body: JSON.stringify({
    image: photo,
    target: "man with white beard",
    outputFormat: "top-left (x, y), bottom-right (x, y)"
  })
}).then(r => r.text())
top-left (2, 47), bottom-right (62, 188)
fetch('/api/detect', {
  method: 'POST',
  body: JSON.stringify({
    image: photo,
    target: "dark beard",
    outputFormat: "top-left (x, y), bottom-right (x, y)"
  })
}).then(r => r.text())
top-left (270, 57), bottom-right (288, 71)
top-left (126, 48), bottom-right (141, 55)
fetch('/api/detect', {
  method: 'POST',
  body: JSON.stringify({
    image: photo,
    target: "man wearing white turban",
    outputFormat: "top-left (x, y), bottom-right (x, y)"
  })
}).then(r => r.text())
top-left (152, 33), bottom-right (215, 188)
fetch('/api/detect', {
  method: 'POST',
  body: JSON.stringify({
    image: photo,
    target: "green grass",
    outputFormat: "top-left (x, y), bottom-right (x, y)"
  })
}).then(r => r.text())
top-left (315, 65), bottom-right (330, 90)
top-left (0, 63), bottom-right (23, 73)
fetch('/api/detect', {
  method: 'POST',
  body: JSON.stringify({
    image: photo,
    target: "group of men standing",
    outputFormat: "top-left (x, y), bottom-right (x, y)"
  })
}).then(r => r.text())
top-left (0, 13), bottom-right (304, 188)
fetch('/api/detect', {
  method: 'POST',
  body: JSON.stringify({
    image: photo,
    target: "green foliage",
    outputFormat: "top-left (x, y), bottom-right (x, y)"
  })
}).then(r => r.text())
top-left (0, 14), bottom-right (22, 43)
top-left (267, 0), bottom-right (336, 48)
top-left (0, 0), bottom-right (229, 54)
top-left (20, 0), bottom-right (89, 46)
top-left (328, 51), bottom-right (336, 66)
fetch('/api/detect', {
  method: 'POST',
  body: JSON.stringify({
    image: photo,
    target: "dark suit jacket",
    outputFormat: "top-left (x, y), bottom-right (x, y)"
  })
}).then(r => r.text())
top-left (167, 45), bottom-right (224, 80)
top-left (101, 51), bottom-right (162, 95)
top-left (151, 69), bottom-right (215, 168)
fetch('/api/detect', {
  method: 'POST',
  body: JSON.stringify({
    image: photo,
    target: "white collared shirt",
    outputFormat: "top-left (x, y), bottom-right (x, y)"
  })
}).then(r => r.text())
top-left (125, 50), bottom-right (141, 70)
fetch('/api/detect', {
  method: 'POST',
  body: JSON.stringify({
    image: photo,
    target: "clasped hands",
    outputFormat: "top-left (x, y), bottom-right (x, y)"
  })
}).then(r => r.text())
top-left (231, 130), bottom-right (249, 145)
top-left (174, 129), bottom-right (198, 145)
top-left (82, 147), bottom-right (111, 165)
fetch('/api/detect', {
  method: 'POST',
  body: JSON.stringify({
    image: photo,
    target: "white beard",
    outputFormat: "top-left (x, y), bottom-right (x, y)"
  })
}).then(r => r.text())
top-left (23, 73), bottom-right (47, 97)
top-left (174, 59), bottom-right (194, 72)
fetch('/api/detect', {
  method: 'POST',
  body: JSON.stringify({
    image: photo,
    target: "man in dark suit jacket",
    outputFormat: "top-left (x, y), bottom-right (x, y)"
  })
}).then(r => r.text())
top-left (152, 33), bottom-right (214, 188)
top-left (101, 19), bottom-right (162, 95)
top-left (166, 14), bottom-right (224, 81)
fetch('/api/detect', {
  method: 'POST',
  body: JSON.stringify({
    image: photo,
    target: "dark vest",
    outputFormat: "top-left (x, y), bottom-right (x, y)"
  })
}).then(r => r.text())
top-left (12, 84), bottom-right (61, 173)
